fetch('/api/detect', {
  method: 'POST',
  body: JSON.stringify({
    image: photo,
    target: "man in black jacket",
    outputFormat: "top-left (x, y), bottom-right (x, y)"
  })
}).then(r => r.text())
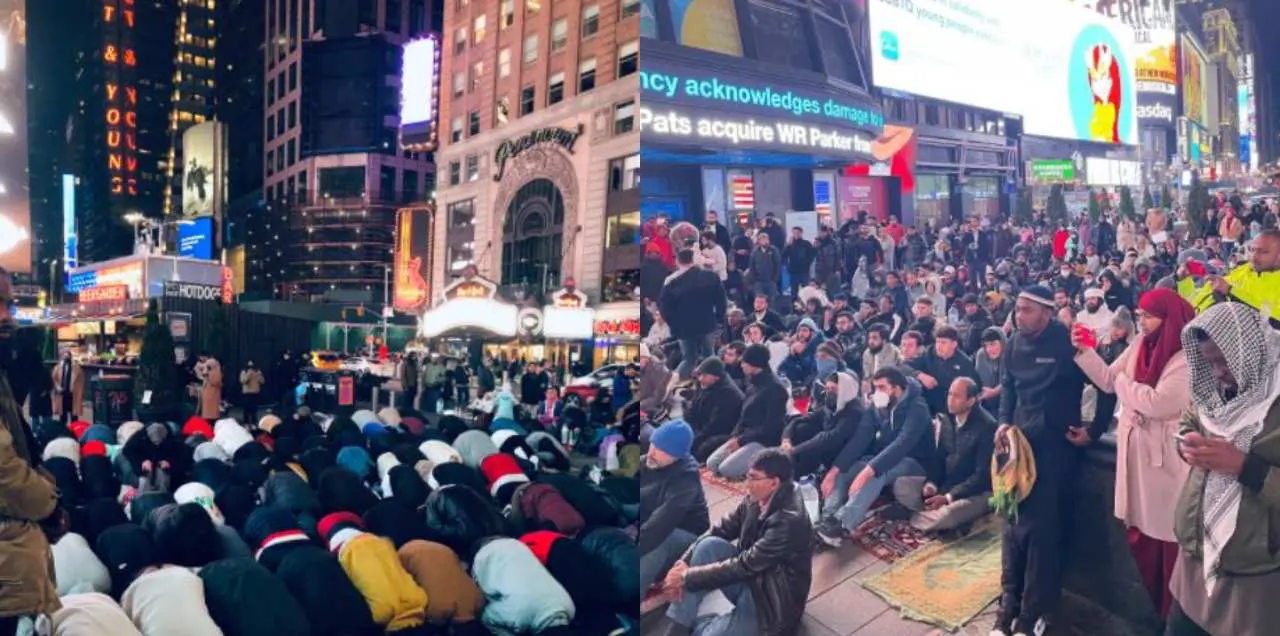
top-left (662, 449), bottom-right (811, 636)
top-left (705, 210), bottom-right (732, 255)
top-left (813, 225), bottom-right (843, 296)
top-left (746, 232), bottom-right (782, 301)
top-left (747, 293), bottom-right (787, 338)
top-left (816, 368), bottom-right (932, 547)
top-left (780, 370), bottom-right (862, 476)
top-left (908, 325), bottom-right (981, 416)
top-left (892, 377), bottom-right (994, 533)
top-left (660, 249), bottom-right (728, 380)
top-left (994, 285), bottom-right (1086, 636)
top-left (640, 420), bottom-right (710, 592)
top-left (829, 311), bottom-right (867, 378)
top-left (685, 357), bottom-right (745, 462)
top-left (959, 294), bottom-right (995, 356)
top-left (706, 344), bottom-right (788, 479)
top-left (782, 226), bottom-right (817, 298)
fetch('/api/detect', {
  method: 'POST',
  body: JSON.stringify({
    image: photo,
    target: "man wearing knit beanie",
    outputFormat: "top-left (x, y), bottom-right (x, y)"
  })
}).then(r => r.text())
top-left (705, 342), bottom-right (788, 479)
top-left (639, 420), bottom-right (708, 592)
top-left (685, 355), bottom-right (744, 463)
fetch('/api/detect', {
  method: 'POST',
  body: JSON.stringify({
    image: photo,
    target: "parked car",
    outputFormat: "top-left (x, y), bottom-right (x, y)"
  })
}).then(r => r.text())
top-left (562, 364), bottom-right (624, 406)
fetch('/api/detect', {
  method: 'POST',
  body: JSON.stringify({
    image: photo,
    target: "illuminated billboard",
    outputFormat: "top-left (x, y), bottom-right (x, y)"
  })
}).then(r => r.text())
top-left (399, 36), bottom-right (439, 151)
top-left (392, 207), bottom-right (431, 312)
top-left (1180, 34), bottom-right (1207, 127)
top-left (0, 1), bottom-right (28, 273)
top-left (178, 216), bottom-right (215, 260)
top-left (63, 174), bottom-right (76, 270)
top-left (181, 121), bottom-right (227, 219)
top-left (868, 0), bottom-right (1138, 144)
top-left (103, 0), bottom-right (138, 199)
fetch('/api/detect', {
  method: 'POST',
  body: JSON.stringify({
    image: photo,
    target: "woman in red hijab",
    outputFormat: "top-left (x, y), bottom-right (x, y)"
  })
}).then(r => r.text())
top-left (1072, 287), bottom-right (1195, 619)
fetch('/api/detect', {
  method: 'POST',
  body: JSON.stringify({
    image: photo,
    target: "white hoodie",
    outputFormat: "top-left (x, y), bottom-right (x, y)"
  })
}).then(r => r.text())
top-left (121, 566), bottom-right (224, 636)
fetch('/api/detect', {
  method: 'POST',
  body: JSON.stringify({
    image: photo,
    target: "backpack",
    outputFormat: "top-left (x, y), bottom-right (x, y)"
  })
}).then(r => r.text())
top-left (508, 482), bottom-right (585, 537)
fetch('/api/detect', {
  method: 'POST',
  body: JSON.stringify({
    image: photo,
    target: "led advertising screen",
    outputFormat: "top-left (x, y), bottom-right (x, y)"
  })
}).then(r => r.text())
top-left (1180, 34), bottom-right (1207, 127)
top-left (181, 121), bottom-right (227, 219)
top-left (177, 216), bottom-right (215, 260)
top-left (392, 207), bottom-right (431, 312)
top-left (868, 0), bottom-right (1138, 144)
top-left (1070, 0), bottom-right (1176, 127)
top-left (399, 36), bottom-right (439, 151)
top-left (62, 174), bottom-right (76, 270)
top-left (0, 1), bottom-right (29, 274)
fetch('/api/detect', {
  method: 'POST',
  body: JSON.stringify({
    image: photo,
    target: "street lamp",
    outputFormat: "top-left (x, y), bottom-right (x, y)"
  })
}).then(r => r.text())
top-left (47, 258), bottom-right (58, 306)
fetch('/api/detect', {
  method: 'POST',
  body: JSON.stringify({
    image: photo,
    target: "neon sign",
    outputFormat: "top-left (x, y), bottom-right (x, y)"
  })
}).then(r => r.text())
top-left (104, 0), bottom-right (138, 198)
top-left (79, 285), bottom-right (128, 303)
top-left (641, 106), bottom-right (873, 156)
top-left (393, 208), bottom-right (431, 312)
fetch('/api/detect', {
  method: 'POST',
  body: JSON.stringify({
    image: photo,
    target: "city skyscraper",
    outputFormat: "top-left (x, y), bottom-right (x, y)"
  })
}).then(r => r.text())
top-left (163, 0), bottom-right (219, 217)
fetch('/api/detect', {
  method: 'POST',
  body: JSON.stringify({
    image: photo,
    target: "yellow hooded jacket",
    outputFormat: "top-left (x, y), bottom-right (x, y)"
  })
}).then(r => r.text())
top-left (337, 533), bottom-right (429, 631)
top-left (1189, 264), bottom-right (1280, 322)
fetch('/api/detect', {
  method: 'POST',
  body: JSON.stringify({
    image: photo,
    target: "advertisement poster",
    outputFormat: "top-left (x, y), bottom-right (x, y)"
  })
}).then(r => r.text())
top-left (837, 175), bottom-right (887, 223)
top-left (338, 376), bottom-right (354, 407)
top-left (399, 36), bottom-right (439, 150)
top-left (392, 208), bottom-right (430, 312)
top-left (868, 0), bottom-right (1138, 144)
top-left (178, 216), bottom-right (215, 260)
top-left (0, 3), bottom-right (29, 274)
top-left (1180, 34), bottom-right (1207, 127)
top-left (181, 121), bottom-right (227, 219)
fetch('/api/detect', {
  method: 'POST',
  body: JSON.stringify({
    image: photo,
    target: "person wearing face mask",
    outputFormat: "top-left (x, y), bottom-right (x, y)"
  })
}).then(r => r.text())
top-left (639, 420), bottom-right (710, 593)
top-left (1055, 264), bottom-right (1082, 299)
top-left (816, 367), bottom-right (933, 548)
top-left (907, 326), bottom-right (980, 417)
top-left (779, 370), bottom-right (862, 477)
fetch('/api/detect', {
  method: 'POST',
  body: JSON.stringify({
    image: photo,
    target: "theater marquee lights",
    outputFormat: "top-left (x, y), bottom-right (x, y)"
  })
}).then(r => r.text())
top-left (103, 0), bottom-right (138, 198)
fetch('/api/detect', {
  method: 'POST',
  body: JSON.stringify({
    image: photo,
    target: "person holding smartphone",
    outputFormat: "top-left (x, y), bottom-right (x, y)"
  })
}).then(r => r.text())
top-left (1167, 302), bottom-right (1280, 635)
top-left (1072, 288), bottom-right (1195, 619)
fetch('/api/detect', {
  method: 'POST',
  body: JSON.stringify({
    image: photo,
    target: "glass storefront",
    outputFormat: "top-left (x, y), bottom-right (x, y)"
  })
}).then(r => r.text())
top-left (914, 174), bottom-right (951, 227)
top-left (962, 177), bottom-right (1001, 218)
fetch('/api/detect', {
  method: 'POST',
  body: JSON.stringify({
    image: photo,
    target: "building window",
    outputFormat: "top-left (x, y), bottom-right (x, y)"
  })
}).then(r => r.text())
top-left (582, 4), bottom-right (600, 37)
top-left (267, 79), bottom-right (275, 105)
top-left (501, 0), bottom-right (515, 28)
top-left (288, 63), bottom-right (297, 90)
top-left (618, 40), bottom-right (638, 77)
top-left (621, 0), bottom-right (640, 19)
top-left (609, 153), bottom-right (640, 191)
top-left (552, 18), bottom-right (568, 52)
top-left (466, 155), bottom-right (480, 181)
top-left (288, 101), bottom-right (296, 127)
top-left (266, 149), bottom-right (274, 175)
top-left (498, 48), bottom-right (511, 77)
top-left (605, 209), bottom-right (640, 248)
top-left (453, 71), bottom-right (465, 98)
top-left (578, 58), bottom-right (597, 92)
top-left (277, 149), bottom-right (284, 171)
top-left (278, 77), bottom-right (286, 99)
top-left (523, 34), bottom-right (539, 64)
top-left (266, 114), bottom-right (275, 140)
top-left (520, 86), bottom-right (535, 115)
top-left (470, 61), bottom-right (483, 92)
top-left (451, 117), bottom-right (463, 142)
top-left (454, 26), bottom-right (466, 54)
top-left (468, 110), bottom-right (480, 135)
top-left (448, 161), bottom-right (461, 185)
top-left (548, 72), bottom-right (565, 105)
top-left (614, 99), bottom-right (635, 134)
top-left (473, 15), bottom-right (487, 43)
top-left (277, 114), bottom-right (285, 136)
top-left (287, 139), bottom-right (296, 165)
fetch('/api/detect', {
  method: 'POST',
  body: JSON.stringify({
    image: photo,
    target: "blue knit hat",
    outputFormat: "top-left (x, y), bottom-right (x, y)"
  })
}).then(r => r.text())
top-left (651, 420), bottom-right (694, 460)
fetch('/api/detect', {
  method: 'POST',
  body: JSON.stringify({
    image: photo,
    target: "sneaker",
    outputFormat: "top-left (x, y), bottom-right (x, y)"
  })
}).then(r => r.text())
top-left (814, 519), bottom-right (845, 548)
top-left (1012, 617), bottom-right (1047, 636)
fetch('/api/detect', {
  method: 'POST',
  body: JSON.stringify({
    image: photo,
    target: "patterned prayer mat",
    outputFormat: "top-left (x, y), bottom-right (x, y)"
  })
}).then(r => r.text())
top-left (859, 518), bottom-right (1003, 631)
top-left (849, 504), bottom-right (934, 563)
top-left (699, 467), bottom-right (750, 497)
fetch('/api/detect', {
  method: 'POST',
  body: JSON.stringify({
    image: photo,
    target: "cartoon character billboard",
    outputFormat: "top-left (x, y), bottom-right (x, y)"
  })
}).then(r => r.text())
top-left (868, 0), bottom-right (1138, 144)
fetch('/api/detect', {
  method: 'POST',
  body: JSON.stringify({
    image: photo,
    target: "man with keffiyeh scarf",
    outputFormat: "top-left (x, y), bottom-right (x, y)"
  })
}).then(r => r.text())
top-left (1167, 302), bottom-right (1280, 635)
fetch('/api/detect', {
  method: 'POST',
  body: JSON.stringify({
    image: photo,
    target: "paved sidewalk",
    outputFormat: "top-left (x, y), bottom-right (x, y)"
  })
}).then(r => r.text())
top-left (643, 478), bottom-right (1005, 635)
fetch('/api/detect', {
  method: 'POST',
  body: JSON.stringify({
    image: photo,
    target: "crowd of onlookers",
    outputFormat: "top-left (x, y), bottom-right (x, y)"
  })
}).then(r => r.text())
top-left (638, 197), bottom-right (1280, 636)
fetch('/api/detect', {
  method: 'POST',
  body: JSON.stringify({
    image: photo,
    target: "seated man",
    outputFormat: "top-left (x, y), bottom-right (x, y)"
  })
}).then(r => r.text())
top-left (815, 367), bottom-right (932, 548)
top-left (780, 370), bottom-right (862, 477)
top-left (661, 449), bottom-right (811, 636)
top-left (892, 377), bottom-right (995, 533)
top-left (640, 420), bottom-right (710, 592)
top-left (706, 344), bottom-right (788, 479)
top-left (638, 342), bottom-right (675, 416)
top-left (684, 357), bottom-right (744, 463)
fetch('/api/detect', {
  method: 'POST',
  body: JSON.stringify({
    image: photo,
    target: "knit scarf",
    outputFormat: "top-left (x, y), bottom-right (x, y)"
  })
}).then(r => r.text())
top-left (989, 426), bottom-right (1036, 522)
top-left (1181, 302), bottom-right (1280, 595)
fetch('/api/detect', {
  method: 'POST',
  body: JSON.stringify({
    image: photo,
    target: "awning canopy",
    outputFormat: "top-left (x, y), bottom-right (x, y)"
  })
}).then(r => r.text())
top-left (419, 297), bottom-right (519, 339)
